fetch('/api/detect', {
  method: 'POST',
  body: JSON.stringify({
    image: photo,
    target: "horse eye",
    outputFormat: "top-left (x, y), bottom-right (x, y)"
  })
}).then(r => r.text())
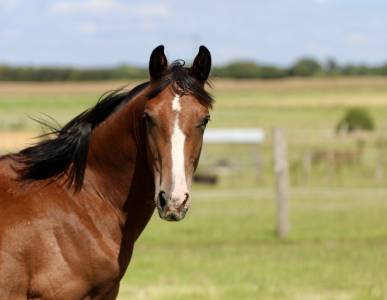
top-left (143, 112), bottom-right (155, 127)
top-left (198, 116), bottom-right (210, 130)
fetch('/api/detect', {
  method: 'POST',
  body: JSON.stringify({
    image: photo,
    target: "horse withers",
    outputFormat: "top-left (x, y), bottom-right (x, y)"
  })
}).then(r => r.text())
top-left (0, 45), bottom-right (213, 299)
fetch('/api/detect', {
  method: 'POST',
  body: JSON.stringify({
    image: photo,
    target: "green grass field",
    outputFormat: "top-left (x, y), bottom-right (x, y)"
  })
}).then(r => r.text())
top-left (1, 78), bottom-right (387, 299)
top-left (119, 187), bottom-right (387, 300)
top-left (1, 78), bottom-right (387, 132)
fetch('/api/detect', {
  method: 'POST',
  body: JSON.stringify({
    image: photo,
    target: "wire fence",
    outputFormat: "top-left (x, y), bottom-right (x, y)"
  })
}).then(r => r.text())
top-left (197, 128), bottom-right (387, 189)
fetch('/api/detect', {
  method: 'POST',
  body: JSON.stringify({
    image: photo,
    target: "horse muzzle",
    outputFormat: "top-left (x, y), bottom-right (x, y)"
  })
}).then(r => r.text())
top-left (156, 190), bottom-right (190, 221)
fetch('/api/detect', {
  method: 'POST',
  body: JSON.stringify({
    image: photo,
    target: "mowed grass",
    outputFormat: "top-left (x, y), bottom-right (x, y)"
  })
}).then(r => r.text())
top-left (119, 187), bottom-right (387, 300)
top-left (1, 78), bottom-right (387, 299)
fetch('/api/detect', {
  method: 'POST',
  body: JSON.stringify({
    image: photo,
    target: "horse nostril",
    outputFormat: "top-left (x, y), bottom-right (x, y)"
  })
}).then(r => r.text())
top-left (158, 191), bottom-right (167, 209)
top-left (183, 193), bottom-right (189, 206)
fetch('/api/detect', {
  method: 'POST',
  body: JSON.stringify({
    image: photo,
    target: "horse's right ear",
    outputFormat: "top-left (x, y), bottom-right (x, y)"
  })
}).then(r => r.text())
top-left (149, 45), bottom-right (168, 81)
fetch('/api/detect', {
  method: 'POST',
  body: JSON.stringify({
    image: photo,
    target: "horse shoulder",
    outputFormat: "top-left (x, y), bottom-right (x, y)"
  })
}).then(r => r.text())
top-left (0, 158), bottom-right (123, 298)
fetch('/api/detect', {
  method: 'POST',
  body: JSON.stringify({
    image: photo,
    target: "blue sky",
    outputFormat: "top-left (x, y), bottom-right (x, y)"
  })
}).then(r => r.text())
top-left (0, 0), bottom-right (386, 66)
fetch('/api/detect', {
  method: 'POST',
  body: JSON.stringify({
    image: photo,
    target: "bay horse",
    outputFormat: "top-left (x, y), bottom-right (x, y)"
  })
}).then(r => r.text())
top-left (0, 45), bottom-right (213, 299)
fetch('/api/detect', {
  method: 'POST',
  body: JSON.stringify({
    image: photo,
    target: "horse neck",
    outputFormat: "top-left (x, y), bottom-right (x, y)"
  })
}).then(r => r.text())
top-left (86, 95), bottom-right (154, 212)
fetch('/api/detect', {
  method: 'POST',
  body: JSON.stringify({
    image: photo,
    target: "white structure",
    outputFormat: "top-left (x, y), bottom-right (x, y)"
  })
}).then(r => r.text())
top-left (204, 128), bottom-right (265, 144)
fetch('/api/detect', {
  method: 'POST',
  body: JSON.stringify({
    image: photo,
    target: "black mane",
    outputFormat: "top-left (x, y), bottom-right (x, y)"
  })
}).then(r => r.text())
top-left (12, 61), bottom-right (213, 191)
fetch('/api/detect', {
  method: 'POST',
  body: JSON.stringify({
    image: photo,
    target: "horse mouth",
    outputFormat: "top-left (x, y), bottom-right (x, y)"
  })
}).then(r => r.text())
top-left (156, 205), bottom-right (189, 222)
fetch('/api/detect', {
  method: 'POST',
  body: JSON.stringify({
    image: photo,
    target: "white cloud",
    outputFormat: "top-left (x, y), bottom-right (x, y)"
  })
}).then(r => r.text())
top-left (312, 0), bottom-right (331, 4)
top-left (48, 1), bottom-right (171, 22)
top-left (0, 0), bottom-right (21, 10)
top-left (49, 0), bottom-right (128, 15)
top-left (135, 3), bottom-right (171, 19)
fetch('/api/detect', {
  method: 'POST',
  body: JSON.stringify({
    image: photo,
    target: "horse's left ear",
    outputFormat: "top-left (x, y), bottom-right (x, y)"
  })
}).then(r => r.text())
top-left (191, 45), bottom-right (211, 83)
top-left (149, 45), bottom-right (168, 81)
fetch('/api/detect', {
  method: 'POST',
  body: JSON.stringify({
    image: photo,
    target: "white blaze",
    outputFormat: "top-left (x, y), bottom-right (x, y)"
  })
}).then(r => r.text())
top-left (172, 95), bottom-right (181, 112)
top-left (171, 95), bottom-right (187, 199)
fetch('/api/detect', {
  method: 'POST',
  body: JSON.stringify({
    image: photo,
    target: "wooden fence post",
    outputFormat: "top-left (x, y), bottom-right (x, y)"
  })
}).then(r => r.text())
top-left (303, 150), bottom-right (311, 185)
top-left (273, 128), bottom-right (290, 238)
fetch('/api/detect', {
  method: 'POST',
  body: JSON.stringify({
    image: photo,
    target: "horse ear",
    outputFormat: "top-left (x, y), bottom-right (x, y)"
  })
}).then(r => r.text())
top-left (149, 45), bottom-right (168, 80)
top-left (191, 45), bottom-right (211, 83)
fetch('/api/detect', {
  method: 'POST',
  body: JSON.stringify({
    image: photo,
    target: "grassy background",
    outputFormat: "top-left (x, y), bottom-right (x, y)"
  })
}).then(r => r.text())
top-left (1, 78), bottom-right (387, 132)
top-left (1, 78), bottom-right (387, 299)
top-left (120, 187), bottom-right (387, 300)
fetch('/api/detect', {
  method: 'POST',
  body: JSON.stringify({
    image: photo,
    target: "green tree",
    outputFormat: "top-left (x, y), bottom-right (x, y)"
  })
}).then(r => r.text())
top-left (336, 108), bottom-right (375, 133)
top-left (325, 58), bottom-right (340, 75)
top-left (290, 57), bottom-right (322, 77)
top-left (229, 61), bottom-right (260, 78)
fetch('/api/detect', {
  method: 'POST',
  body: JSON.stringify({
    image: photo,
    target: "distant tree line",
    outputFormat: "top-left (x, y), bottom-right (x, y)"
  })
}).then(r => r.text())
top-left (1, 58), bottom-right (387, 81)
top-left (212, 58), bottom-right (387, 79)
top-left (0, 65), bottom-right (147, 81)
